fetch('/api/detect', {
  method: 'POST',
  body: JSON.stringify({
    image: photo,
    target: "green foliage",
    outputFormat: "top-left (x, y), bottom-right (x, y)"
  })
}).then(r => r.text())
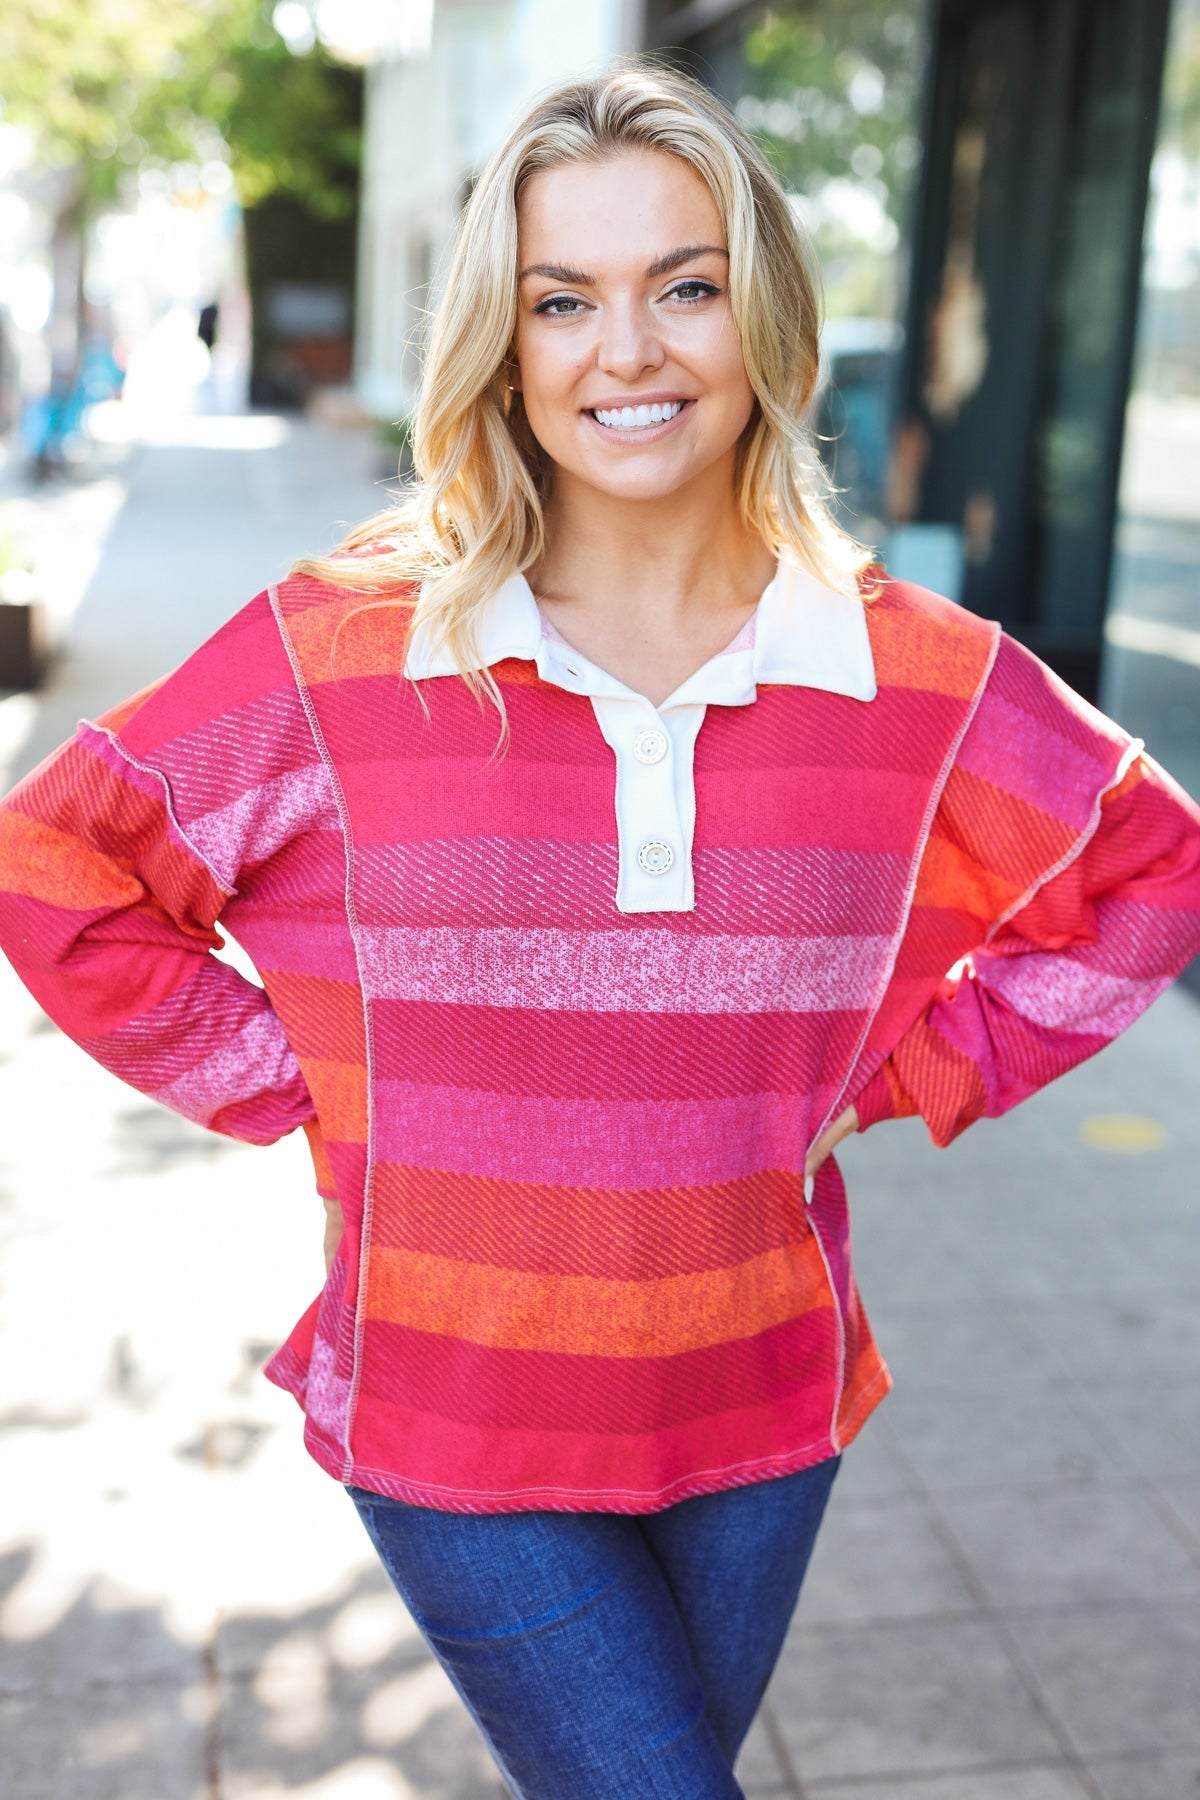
top-left (210, 24), bottom-right (362, 219)
top-left (739, 0), bottom-right (924, 222)
top-left (0, 0), bottom-right (360, 218)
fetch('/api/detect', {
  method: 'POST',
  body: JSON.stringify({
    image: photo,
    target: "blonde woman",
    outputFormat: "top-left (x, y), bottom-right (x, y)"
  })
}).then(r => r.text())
top-left (2, 59), bottom-right (1200, 1800)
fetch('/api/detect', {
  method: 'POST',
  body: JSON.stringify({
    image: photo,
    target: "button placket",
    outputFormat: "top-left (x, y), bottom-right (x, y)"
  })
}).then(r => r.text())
top-left (626, 711), bottom-right (682, 902)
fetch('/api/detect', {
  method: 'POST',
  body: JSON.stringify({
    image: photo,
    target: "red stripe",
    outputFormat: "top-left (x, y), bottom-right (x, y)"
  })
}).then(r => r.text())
top-left (370, 1001), bottom-right (860, 1101)
top-left (119, 593), bottom-right (294, 750)
top-left (369, 1162), bottom-right (820, 1278)
top-left (338, 757), bottom-right (616, 847)
top-left (357, 1305), bottom-right (840, 1435)
top-left (349, 1372), bottom-right (842, 1511)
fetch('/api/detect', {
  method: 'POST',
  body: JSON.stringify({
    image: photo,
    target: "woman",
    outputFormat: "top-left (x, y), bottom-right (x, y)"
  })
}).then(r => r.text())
top-left (2, 59), bottom-right (1199, 1800)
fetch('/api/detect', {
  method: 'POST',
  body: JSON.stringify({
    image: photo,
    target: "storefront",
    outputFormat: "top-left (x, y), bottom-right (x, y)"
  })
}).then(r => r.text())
top-left (1104, 0), bottom-right (1200, 807)
top-left (654, 0), bottom-right (1195, 738)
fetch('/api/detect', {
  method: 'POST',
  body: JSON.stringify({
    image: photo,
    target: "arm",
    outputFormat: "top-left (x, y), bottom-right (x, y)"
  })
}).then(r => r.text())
top-left (853, 747), bottom-right (1200, 1147)
top-left (0, 595), bottom-right (322, 1146)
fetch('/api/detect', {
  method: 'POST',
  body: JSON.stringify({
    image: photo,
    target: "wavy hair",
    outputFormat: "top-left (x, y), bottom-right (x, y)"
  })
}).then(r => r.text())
top-left (292, 55), bottom-right (873, 701)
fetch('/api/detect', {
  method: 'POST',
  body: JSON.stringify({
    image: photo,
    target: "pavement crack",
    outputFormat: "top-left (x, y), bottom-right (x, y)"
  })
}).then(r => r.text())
top-left (202, 1621), bottom-right (222, 1800)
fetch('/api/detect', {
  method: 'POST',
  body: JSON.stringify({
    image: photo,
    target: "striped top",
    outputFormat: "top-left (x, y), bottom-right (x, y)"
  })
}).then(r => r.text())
top-left (1, 563), bottom-right (1198, 1513)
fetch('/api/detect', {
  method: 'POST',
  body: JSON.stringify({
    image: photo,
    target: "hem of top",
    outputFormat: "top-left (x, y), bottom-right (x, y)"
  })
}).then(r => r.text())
top-left (291, 1367), bottom-right (893, 1515)
top-left (836, 1359), bottom-right (893, 1446)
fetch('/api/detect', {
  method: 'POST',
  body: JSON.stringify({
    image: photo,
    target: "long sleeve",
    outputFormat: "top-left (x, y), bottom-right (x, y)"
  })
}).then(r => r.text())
top-left (0, 592), bottom-right (323, 1146)
top-left (854, 643), bottom-right (1200, 1148)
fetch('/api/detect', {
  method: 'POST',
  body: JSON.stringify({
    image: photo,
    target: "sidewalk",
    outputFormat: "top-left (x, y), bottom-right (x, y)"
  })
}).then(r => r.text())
top-left (1, 415), bottom-right (1198, 1800)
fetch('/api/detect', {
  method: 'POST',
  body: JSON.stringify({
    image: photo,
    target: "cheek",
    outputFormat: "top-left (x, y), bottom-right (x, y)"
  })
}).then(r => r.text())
top-left (712, 328), bottom-right (755, 409)
top-left (516, 325), bottom-right (590, 406)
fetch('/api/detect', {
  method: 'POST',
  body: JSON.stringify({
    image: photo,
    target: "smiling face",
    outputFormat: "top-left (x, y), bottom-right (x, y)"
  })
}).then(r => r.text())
top-left (512, 149), bottom-right (758, 506)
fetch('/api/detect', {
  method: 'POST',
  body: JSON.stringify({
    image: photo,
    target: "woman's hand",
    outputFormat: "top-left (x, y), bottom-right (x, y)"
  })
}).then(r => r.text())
top-left (322, 1196), bottom-right (344, 1275)
top-left (804, 1104), bottom-right (859, 1196)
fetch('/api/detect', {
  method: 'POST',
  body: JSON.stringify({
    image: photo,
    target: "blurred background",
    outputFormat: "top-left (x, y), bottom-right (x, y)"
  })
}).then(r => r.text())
top-left (2, 4), bottom-right (1200, 1799)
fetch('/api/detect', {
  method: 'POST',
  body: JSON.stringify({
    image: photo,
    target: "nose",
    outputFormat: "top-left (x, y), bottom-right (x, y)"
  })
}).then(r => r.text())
top-left (597, 295), bottom-right (665, 382)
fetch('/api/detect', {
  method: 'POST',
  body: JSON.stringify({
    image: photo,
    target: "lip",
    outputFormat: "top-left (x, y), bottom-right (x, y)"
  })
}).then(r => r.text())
top-left (583, 392), bottom-right (695, 410)
top-left (583, 397), bottom-right (695, 444)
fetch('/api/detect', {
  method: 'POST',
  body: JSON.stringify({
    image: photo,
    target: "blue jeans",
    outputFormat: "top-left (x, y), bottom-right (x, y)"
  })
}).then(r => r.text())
top-left (347, 1454), bottom-right (840, 1799)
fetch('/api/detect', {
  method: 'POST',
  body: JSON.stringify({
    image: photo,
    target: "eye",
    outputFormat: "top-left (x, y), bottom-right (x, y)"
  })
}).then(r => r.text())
top-left (667, 280), bottom-right (720, 303)
top-left (534, 295), bottom-right (586, 317)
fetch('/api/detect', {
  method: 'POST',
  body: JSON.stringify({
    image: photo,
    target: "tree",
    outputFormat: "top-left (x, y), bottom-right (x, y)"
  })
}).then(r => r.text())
top-left (0, 0), bottom-right (360, 213)
top-left (0, 0), bottom-right (361, 386)
top-left (709, 0), bottom-right (927, 317)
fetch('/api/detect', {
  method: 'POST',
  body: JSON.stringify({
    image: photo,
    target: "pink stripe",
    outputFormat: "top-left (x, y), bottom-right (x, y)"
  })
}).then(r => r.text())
top-left (187, 764), bottom-right (338, 889)
top-left (158, 1005), bottom-right (306, 1122)
top-left (694, 766), bottom-right (932, 852)
top-left (979, 950), bottom-right (1171, 1039)
top-left (371, 1080), bottom-right (844, 1185)
top-left (339, 757), bottom-right (615, 847)
top-left (358, 924), bottom-right (894, 1013)
top-left (954, 689), bottom-right (1114, 831)
top-left (119, 594), bottom-right (294, 747)
top-left (154, 689), bottom-right (319, 814)
top-left (245, 916), bottom-right (362, 982)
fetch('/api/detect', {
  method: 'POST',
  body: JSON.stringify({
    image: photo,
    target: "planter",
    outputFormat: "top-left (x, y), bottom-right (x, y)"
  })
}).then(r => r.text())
top-left (0, 571), bottom-right (48, 690)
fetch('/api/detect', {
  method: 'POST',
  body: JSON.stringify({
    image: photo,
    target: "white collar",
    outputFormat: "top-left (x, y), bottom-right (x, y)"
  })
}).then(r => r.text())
top-left (403, 555), bottom-right (876, 707)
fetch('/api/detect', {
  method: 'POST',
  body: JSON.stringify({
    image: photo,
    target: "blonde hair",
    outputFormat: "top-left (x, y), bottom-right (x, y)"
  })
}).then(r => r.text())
top-left (293, 54), bottom-right (873, 698)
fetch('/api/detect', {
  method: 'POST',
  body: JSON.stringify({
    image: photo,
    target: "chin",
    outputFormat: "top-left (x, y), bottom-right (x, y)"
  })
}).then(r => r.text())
top-left (584, 468), bottom-right (694, 502)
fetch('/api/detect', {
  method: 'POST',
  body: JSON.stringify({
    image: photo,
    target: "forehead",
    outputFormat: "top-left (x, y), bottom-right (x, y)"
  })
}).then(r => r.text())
top-left (517, 150), bottom-right (724, 257)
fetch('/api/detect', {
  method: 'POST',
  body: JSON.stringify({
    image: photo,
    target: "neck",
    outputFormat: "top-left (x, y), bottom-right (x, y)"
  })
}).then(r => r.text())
top-left (532, 454), bottom-right (775, 624)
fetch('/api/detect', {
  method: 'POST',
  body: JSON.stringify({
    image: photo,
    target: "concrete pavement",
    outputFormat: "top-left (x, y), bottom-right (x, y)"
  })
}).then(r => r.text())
top-left (1, 410), bottom-right (1198, 1798)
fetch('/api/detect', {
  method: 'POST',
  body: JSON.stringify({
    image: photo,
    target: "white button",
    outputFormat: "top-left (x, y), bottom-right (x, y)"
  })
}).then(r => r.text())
top-left (634, 728), bottom-right (668, 765)
top-left (637, 840), bottom-right (674, 876)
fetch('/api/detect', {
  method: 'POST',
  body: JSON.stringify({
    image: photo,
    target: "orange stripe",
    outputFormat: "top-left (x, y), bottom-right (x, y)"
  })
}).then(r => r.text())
top-left (261, 969), bottom-right (366, 1063)
top-left (303, 1057), bottom-right (368, 1143)
top-left (0, 808), bottom-right (141, 911)
top-left (913, 827), bottom-right (1021, 922)
top-left (868, 597), bottom-right (991, 698)
top-left (284, 589), bottom-right (414, 685)
top-left (364, 1236), bottom-right (832, 1357)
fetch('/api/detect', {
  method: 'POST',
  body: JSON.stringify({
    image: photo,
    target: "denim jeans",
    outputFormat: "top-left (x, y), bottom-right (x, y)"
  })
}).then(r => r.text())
top-left (347, 1453), bottom-right (840, 1800)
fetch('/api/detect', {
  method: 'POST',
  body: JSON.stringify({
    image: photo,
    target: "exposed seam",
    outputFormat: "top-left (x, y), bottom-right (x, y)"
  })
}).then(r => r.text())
top-left (983, 735), bottom-right (1145, 942)
top-left (268, 583), bottom-right (377, 1483)
top-left (806, 1196), bottom-right (846, 1453)
top-left (814, 619), bottom-right (1003, 1146)
top-left (83, 720), bottom-right (238, 899)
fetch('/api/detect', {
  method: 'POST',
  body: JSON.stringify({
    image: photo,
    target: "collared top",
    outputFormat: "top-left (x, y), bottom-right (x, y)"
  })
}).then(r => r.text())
top-left (4, 562), bottom-right (1199, 1517)
top-left (405, 556), bottom-right (877, 913)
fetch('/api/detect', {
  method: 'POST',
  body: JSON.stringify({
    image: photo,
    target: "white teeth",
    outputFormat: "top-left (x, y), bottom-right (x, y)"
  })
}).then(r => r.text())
top-left (592, 401), bottom-right (685, 431)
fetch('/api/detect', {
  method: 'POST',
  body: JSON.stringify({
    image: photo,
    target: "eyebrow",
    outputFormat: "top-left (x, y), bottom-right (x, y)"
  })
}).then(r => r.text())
top-left (518, 244), bottom-right (729, 283)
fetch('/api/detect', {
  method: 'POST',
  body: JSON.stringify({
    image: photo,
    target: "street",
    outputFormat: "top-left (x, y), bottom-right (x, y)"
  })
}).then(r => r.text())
top-left (1, 414), bottom-right (1198, 1799)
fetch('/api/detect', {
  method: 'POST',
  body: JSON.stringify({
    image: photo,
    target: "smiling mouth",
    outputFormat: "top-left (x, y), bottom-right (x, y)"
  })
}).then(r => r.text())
top-left (589, 400), bottom-right (689, 431)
